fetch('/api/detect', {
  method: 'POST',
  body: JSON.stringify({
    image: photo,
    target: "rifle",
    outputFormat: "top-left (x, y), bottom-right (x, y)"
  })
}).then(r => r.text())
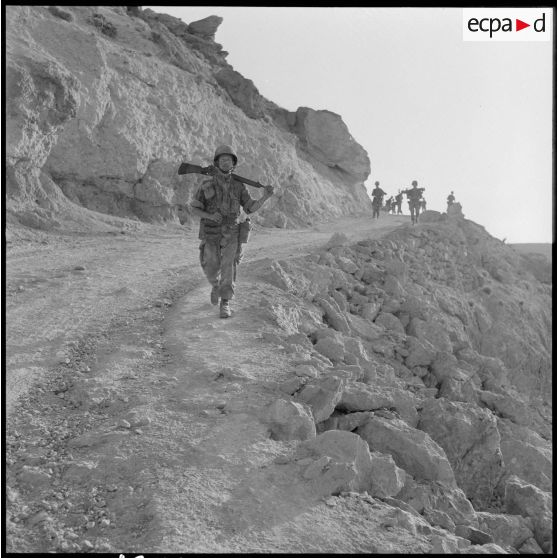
top-left (177, 162), bottom-right (265, 189)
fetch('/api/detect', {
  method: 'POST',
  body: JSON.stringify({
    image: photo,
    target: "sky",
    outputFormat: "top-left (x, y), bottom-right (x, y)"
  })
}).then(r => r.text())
top-left (146, 6), bottom-right (554, 243)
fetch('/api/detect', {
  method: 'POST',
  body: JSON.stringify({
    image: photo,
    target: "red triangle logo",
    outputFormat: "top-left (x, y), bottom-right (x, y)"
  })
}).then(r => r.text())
top-left (516, 19), bottom-right (530, 31)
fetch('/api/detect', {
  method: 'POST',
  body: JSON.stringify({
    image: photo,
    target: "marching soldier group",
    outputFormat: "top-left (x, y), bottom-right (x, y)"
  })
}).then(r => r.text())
top-left (371, 180), bottom-right (457, 225)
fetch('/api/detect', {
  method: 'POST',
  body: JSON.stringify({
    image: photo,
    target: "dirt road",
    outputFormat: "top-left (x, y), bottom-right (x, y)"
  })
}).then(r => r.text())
top-left (6, 212), bottom-right (420, 553)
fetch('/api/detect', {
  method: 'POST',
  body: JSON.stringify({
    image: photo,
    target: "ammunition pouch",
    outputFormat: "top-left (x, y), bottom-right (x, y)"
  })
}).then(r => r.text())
top-left (238, 218), bottom-right (252, 244)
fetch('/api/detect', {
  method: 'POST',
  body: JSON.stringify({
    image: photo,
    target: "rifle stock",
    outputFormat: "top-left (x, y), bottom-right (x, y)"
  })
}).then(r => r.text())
top-left (178, 162), bottom-right (265, 189)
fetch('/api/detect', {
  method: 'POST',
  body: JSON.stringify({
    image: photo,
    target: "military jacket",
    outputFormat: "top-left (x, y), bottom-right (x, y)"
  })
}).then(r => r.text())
top-left (191, 175), bottom-right (256, 241)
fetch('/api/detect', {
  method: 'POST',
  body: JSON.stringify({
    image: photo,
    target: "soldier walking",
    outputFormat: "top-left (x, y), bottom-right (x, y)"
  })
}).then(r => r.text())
top-left (371, 181), bottom-right (386, 219)
top-left (402, 180), bottom-right (425, 224)
top-left (447, 191), bottom-right (455, 212)
top-left (395, 190), bottom-right (403, 214)
top-left (190, 145), bottom-right (274, 318)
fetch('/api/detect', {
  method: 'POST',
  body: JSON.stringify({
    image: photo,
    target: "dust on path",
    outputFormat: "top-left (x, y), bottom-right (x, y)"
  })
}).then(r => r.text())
top-left (6, 212), bottom-right (422, 553)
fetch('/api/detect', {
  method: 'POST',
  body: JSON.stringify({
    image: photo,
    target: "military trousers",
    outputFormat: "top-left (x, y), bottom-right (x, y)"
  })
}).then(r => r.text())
top-left (199, 224), bottom-right (241, 300)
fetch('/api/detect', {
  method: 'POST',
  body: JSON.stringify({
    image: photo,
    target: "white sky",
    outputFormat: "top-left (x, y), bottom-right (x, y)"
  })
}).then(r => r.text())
top-left (147, 6), bottom-right (554, 243)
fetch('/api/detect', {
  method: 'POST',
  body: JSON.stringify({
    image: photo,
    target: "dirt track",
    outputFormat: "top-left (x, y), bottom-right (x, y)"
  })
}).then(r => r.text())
top-left (6, 212), bottom-right (422, 553)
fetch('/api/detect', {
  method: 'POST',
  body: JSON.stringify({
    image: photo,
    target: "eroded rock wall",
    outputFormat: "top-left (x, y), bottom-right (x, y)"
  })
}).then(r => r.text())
top-left (6, 6), bottom-right (372, 232)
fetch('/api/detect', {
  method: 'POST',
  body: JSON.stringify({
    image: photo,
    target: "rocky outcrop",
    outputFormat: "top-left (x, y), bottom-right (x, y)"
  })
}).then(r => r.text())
top-left (254, 212), bottom-right (551, 549)
top-left (6, 6), bottom-right (372, 232)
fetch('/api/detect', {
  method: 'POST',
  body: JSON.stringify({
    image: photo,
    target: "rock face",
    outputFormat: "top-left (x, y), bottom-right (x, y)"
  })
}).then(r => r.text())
top-left (6, 6), bottom-right (372, 232)
top-left (254, 212), bottom-right (550, 548)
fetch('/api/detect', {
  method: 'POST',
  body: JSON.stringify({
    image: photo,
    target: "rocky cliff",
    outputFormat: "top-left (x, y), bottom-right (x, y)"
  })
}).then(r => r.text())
top-left (6, 5), bottom-right (372, 232)
top-left (255, 209), bottom-right (552, 553)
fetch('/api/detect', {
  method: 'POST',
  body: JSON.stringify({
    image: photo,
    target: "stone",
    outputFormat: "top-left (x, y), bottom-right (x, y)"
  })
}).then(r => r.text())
top-left (347, 313), bottom-right (385, 341)
top-left (504, 476), bottom-right (552, 552)
top-left (404, 336), bottom-right (437, 368)
top-left (325, 232), bottom-right (350, 248)
top-left (313, 337), bottom-right (345, 363)
top-left (396, 478), bottom-right (477, 527)
top-left (336, 256), bottom-right (359, 274)
top-left (337, 382), bottom-right (418, 427)
top-left (360, 302), bottom-right (381, 321)
top-left (408, 317), bottom-right (453, 353)
top-left (267, 399), bottom-right (316, 441)
top-left (499, 437), bottom-right (552, 493)
top-left (297, 430), bottom-right (375, 496)
top-left (374, 312), bottom-right (405, 336)
top-left (356, 416), bottom-right (456, 487)
top-left (293, 107), bottom-right (370, 182)
top-left (475, 511), bottom-right (534, 549)
top-left (342, 337), bottom-right (369, 365)
top-left (315, 296), bottom-right (350, 334)
top-left (303, 455), bottom-right (331, 479)
top-left (423, 507), bottom-right (456, 532)
top-left (368, 451), bottom-right (405, 498)
top-left (478, 390), bottom-right (530, 426)
top-left (187, 15), bottom-right (222, 39)
top-left (454, 524), bottom-right (493, 545)
top-left (517, 537), bottom-right (544, 554)
top-left (296, 377), bottom-right (345, 423)
top-left (417, 398), bottom-right (503, 508)
top-left (278, 376), bottom-right (306, 395)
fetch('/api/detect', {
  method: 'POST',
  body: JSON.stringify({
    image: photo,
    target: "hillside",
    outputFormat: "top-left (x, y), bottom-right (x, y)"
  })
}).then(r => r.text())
top-left (6, 5), bottom-right (371, 233)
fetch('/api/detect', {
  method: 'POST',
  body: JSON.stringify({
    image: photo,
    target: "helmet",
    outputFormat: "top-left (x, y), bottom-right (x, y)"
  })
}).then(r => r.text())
top-left (214, 145), bottom-right (238, 166)
top-left (412, 180), bottom-right (417, 186)
top-left (374, 181), bottom-right (379, 186)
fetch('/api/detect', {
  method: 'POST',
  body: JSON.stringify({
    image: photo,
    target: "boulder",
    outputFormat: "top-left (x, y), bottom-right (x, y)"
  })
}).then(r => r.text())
top-left (475, 511), bottom-right (534, 550)
top-left (296, 430), bottom-right (374, 497)
top-left (313, 336), bottom-right (345, 363)
top-left (296, 377), bottom-right (345, 423)
top-left (315, 296), bottom-right (350, 334)
top-left (396, 478), bottom-right (477, 527)
top-left (417, 398), bottom-right (503, 508)
top-left (517, 537), bottom-right (544, 554)
top-left (499, 438), bottom-right (552, 493)
top-left (504, 476), bottom-right (552, 552)
top-left (356, 416), bottom-right (456, 487)
top-left (338, 382), bottom-right (418, 427)
top-left (408, 317), bottom-right (453, 353)
top-left (346, 313), bottom-right (385, 341)
top-left (187, 15), bottom-right (222, 39)
top-left (374, 312), bottom-right (405, 336)
top-left (478, 390), bottom-right (530, 426)
top-left (423, 507), bottom-right (456, 532)
top-left (267, 399), bottom-right (316, 441)
top-left (404, 336), bottom-right (437, 368)
top-left (368, 451), bottom-right (406, 498)
top-left (454, 524), bottom-right (493, 545)
top-left (342, 337), bottom-right (369, 365)
top-left (293, 107), bottom-right (371, 182)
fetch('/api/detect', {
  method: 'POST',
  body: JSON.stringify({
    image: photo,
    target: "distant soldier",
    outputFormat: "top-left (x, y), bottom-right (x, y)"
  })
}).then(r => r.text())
top-left (390, 199), bottom-right (397, 214)
top-left (420, 198), bottom-right (427, 211)
top-left (447, 190), bottom-right (455, 212)
top-left (385, 196), bottom-right (393, 214)
top-left (371, 181), bottom-right (386, 219)
top-left (395, 190), bottom-right (403, 214)
top-left (402, 180), bottom-right (425, 224)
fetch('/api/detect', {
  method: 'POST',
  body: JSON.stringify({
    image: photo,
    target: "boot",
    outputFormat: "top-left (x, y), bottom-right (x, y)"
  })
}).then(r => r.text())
top-left (220, 299), bottom-right (231, 318)
top-left (210, 285), bottom-right (219, 306)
